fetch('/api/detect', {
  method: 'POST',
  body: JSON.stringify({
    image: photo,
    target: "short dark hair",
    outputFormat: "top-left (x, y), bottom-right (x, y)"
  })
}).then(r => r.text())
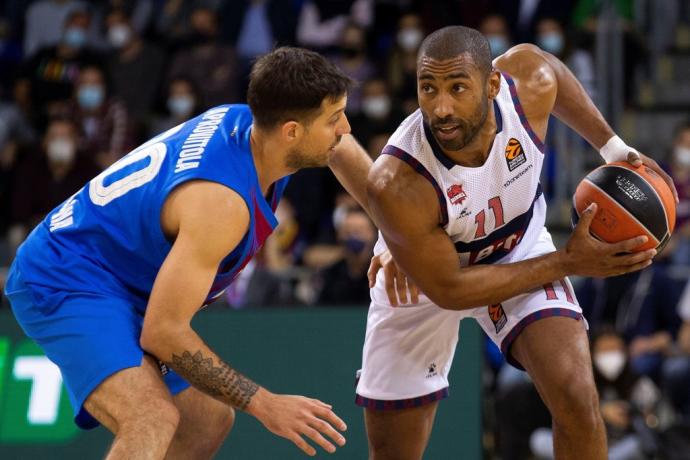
top-left (418, 26), bottom-right (492, 77)
top-left (247, 47), bottom-right (354, 129)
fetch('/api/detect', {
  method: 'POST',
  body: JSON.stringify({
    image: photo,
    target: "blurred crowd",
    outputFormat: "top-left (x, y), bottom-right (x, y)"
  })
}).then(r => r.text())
top-left (1, 0), bottom-right (690, 458)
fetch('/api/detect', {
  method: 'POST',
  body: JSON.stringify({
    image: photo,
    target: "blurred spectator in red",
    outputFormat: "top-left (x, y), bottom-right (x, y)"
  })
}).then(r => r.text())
top-left (296, 0), bottom-right (372, 52)
top-left (666, 122), bottom-right (690, 266)
top-left (23, 0), bottom-right (87, 58)
top-left (18, 8), bottom-right (103, 125)
top-left (166, 6), bottom-right (237, 108)
top-left (314, 207), bottom-right (376, 306)
top-left (8, 117), bottom-right (99, 246)
top-left (349, 77), bottom-right (405, 148)
top-left (387, 13), bottom-right (424, 114)
top-left (331, 23), bottom-right (376, 115)
top-left (149, 77), bottom-right (202, 137)
top-left (479, 14), bottom-right (512, 58)
top-left (105, 8), bottom-right (165, 127)
top-left (64, 65), bottom-right (133, 168)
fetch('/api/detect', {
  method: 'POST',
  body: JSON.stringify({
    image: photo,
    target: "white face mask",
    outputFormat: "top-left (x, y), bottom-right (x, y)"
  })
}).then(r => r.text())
top-left (167, 95), bottom-right (195, 117)
top-left (397, 28), bottom-right (423, 52)
top-left (108, 25), bottom-right (131, 49)
top-left (47, 138), bottom-right (76, 164)
top-left (674, 146), bottom-right (690, 167)
top-left (362, 95), bottom-right (391, 119)
top-left (594, 350), bottom-right (626, 381)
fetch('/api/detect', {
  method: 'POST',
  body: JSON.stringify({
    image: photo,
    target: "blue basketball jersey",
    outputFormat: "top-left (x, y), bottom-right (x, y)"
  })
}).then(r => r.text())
top-left (14, 104), bottom-right (289, 312)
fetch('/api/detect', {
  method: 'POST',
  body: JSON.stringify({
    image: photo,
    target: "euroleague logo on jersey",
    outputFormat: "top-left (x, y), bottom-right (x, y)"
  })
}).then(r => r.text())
top-left (505, 137), bottom-right (526, 172)
top-left (446, 184), bottom-right (467, 205)
top-left (488, 303), bottom-right (507, 333)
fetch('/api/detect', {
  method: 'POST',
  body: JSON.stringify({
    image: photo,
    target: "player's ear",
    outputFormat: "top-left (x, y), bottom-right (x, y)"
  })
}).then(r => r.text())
top-left (281, 121), bottom-right (303, 144)
top-left (487, 69), bottom-right (501, 99)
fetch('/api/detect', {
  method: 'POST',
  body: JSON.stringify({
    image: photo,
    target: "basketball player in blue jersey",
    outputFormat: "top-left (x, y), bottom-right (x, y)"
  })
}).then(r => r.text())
top-left (357, 27), bottom-right (678, 459)
top-left (4, 47), bottom-right (373, 458)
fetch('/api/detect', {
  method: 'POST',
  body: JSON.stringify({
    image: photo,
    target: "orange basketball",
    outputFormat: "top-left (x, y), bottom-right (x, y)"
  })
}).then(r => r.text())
top-left (572, 161), bottom-right (676, 252)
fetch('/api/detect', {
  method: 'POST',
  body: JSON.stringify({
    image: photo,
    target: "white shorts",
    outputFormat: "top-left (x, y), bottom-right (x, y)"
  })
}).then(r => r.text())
top-left (355, 230), bottom-right (585, 410)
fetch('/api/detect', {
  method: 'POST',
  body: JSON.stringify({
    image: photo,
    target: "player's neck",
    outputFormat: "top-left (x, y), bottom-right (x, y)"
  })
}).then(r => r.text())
top-left (440, 102), bottom-right (497, 168)
top-left (250, 127), bottom-right (290, 195)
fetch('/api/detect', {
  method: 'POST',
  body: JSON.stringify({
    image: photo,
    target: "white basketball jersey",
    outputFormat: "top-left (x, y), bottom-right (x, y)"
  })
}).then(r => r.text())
top-left (375, 72), bottom-right (548, 267)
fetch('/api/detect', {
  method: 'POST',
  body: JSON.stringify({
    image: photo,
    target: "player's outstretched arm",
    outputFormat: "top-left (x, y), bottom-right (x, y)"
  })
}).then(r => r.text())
top-left (495, 44), bottom-right (677, 201)
top-left (328, 134), bottom-right (373, 212)
top-left (140, 181), bottom-right (346, 457)
top-left (367, 159), bottom-right (656, 311)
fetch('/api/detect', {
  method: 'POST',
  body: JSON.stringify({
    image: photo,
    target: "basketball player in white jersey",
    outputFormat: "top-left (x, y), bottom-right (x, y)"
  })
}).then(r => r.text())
top-left (356, 26), bottom-right (677, 459)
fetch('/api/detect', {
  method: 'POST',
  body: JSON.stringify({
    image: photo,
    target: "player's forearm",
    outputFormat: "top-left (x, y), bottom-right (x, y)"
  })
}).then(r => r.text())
top-left (329, 134), bottom-right (372, 213)
top-left (435, 251), bottom-right (569, 310)
top-left (141, 327), bottom-right (261, 411)
top-left (545, 51), bottom-right (615, 150)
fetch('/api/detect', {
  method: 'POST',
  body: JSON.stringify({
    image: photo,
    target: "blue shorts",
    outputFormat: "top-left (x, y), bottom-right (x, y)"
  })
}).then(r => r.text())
top-left (4, 265), bottom-right (190, 429)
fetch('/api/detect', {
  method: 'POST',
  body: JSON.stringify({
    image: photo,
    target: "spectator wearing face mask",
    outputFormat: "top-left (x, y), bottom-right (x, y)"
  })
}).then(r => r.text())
top-left (105, 8), bottom-right (165, 126)
top-left (23, 0), bottom-right (88, 58)
top-left (149, 77), bottom-right (202, 137)
top-left (349, 77), bottom-right (405, 149)
top-left (18, 8), bottom-right (103, 125)
top-left (658, 277), bottom-right (690, 425)
top-left (387, 13), bottom-right (425, 114)
top-left (314, 208), bottom-right (376, 306)
top-left (535, 17), bottom-right (596, 100)
top-left (331, 23), bottom-right (375, 115)
top-left (65, 65), bottom-right (132, 168)
top-left (479, 14), bottom-right (512, 59)
top-left (530, 329), bottom-right (661, 460)
top-left (166, 6), bottom-right (238, 109)
top-left (8, 118), bottom-right (99, 250)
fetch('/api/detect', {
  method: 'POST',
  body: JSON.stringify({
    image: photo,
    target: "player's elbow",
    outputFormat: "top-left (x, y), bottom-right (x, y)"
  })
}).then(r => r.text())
top-left (140, 323), bottom-right (179, 359)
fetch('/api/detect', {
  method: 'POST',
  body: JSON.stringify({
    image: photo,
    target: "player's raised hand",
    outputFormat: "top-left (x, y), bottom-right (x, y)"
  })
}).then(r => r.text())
top-left (248, 389), bottom-right (347, 456)
top-left (368, 250), bottom-right (420, 306)
top-left (561, 203), bottom-right (656, 277)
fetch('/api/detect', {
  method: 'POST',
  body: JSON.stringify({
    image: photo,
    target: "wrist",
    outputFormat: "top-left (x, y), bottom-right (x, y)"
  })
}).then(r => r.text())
top-left (244, 386), bottom-right (270, 418)
top-left (552, 249), bottom-right (572, 278)
top-left (600, 135), bottom-right (635, 163)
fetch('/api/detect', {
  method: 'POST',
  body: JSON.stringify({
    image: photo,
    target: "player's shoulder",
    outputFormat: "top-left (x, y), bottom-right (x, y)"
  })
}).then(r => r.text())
top-left (367, 150), bottom-right (438, 219)
top-left (494, 44), bottom-right (550, 78)
top-left (494, 44), bottom-right (557, 119)
top-left (163, 180), bottom-right (251, 239)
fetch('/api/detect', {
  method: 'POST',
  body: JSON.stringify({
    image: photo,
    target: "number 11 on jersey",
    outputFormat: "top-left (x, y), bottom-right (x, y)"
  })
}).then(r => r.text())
top-left (474, 196), bottom-right (505, 239)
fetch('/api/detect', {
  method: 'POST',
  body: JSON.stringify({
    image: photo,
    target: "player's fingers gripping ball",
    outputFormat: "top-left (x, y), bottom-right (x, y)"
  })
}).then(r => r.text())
top-left (572, 161), bottom-right (676, 252)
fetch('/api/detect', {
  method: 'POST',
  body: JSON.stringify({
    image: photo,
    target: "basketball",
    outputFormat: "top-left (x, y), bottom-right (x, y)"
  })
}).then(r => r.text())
top-left (572, 161), bottom-right (676, 252)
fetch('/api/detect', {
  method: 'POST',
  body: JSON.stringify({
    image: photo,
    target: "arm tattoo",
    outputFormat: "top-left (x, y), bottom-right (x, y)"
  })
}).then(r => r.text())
top-left (168, 350), bottom-right (259, 410)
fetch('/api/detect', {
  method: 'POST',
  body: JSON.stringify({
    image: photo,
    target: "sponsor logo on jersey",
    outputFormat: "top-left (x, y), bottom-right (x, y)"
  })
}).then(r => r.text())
top-left (457, 207), bottom-right (472, 219)
top-left (446, 184), bottom-right (467, 205)
top-left (505, 138), bottom-right (526, 172)
top-left (503, 164), bottom-right (534, 188)
top-left (488, 303), bottom-right (507, 333)
top-left (426, 362), bottom-right (438, 378)
top-left (468, 229), bottom-right (525, 264)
